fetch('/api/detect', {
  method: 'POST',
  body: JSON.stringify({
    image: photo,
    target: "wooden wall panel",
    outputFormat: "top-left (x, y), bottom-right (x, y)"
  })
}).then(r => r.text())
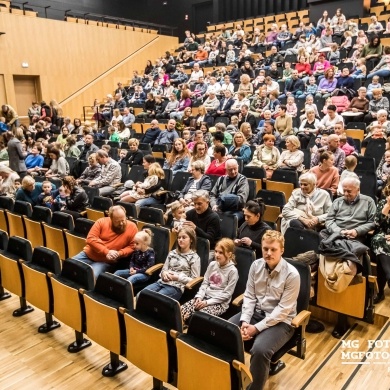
top-left (0, 12), bottom-right (178, 119)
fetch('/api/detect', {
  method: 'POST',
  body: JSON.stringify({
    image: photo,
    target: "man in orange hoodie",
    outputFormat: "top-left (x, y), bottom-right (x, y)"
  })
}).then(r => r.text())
top-left (73, 205), bottom-right (137, 277)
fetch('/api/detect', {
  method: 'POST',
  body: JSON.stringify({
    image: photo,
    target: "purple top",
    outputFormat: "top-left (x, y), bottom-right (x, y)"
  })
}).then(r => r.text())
top-left (318, 78), bottom-right (337, 92)
top-left (178, 98), bottom-right (192, 111)
top-left (265, 31), bottom-right (278, 43)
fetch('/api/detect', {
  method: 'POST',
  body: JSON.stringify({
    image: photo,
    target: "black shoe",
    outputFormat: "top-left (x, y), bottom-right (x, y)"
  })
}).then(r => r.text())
top-left (374, 293), bottom-right (385, 304)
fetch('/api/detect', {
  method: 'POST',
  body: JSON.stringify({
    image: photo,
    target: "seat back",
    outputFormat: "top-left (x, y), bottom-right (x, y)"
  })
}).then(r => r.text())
top-left (0, 197), bottom-right (14, 234)
top-left (356, 171), bottom-right (377, 200)
top-left (232, 247), bottom-right (256, 303)
top-left (138, 207), bottom-right (165, 225)
top-left (116, 201), bottom-right (138, 219)
top-left (242, 166), bottom-right (266, 180)
top-left (170, 172), bottom-right (192, 192)
top-left (0, 237), bottom-right (33, 296)
top-left (266, 181), bottom-right (294, 201)
top-left (31, 206), bottom-right (52, 223)
top-left (196, 236), bottom-right (210, 276)
top-left (22, 247), bottom-right (61, 313)
top-left (285, 258), bottom-right (311, 314)
top-left (84, 273), bottom-right (134, 354)
top-left (271, 169), bottom-right (299, 187)
top-left (283, 228), bottom-right (320, 258)
top-left (51, 211), bottom-right (75, 230)
top-left (0, 229), bottom-right (9, 250)
top-left (176, 311), bottom-right (244, 390)
top-left (125, 165), bottom-right (145, 183)
top-left (364, 138), bottom-right (386, 168)
top-left (356, 155), bottom-right (376, 173)
top-left (91, 196), bottom-right (113, 211)
top-left (82, 186), bottom-right (100, 205)
top-left (124, 289), bottom-right (182, 382)
top-left (51, 258), bottom-right (95, 332)
top-left (218, 212), bottom-right (238, 239)
top-left (74, 218), bottom-right (95, 236)
top-left (256, 189), bottom-right (286, 209)
top-left (142, 224), bottom-right (170, 266)
top-left (13, 201), bottom-right (33, 217)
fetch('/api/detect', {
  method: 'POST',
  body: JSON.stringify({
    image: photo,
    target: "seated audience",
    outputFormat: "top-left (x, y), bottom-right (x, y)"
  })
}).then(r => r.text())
top-left (73, 205), bottom-right (137, 278)
top-left (89, 149), bottom-right (122, 197)
top-left (114, 229), bottom-right (155, 286)
top-left (234, 199), bottom-right (269, 258)
top-left (281, 172), bottom-right (332, 235)
top-left (181, 238), bottom-right (238, 322)
top-left (229, 230), bottom-right (300, 390)
top-left (276, 135), bottom-right (304, 173)
top-left (120, 162), bottom-right (164, 203)
top-left (144, 227), bottom-right (200, 300)
top-left (310, 151), bottom-right (340, 196)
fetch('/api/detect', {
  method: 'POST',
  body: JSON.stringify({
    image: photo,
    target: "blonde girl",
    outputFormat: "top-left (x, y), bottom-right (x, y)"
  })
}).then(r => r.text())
top-left (114, 229), bottom-right (155, 284)
top-left (181, 238), bottom-right (239, 322)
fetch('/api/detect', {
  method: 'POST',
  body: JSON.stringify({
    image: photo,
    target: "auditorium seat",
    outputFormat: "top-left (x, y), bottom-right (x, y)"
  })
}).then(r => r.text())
top-left (24, 206), bottom-right (52, 248)
top-left (82, 272), bottom-right (134, 376)
top-left (42, 212), bottom-right (74, 261)
top-left (172, 311), bottom-right (252, 390)
top-left (22, 246), bottom-right (62, 333)
top-left (121, 289), bottom-right (183, 388)
top-left (6, 200), bottom-right (32, 239)
top-left (50, 258), bottom-right (95, 352)
top-left (0, 236), bottom-right (33, 316)
top-left (65, 218), bottom-right (95, 258)
top-left (0, 229), bottom-right (9, 301)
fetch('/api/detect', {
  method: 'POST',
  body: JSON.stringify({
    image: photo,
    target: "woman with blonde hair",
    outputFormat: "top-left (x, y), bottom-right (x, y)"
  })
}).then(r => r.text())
top-left (276, 135), bottom-right (304, 172)
top-left (227, 131), bottom-right (251, 164)
top-left (163, 138), bottom-right (190, 176)
top-left (120, 162), bottom-right (165, 203)
top-left (238, 74), bottom-right (253, 97)
top-left (50, 99), bottom-right (64, 128)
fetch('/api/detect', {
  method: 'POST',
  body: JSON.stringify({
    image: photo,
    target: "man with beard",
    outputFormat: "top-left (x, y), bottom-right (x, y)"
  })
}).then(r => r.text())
top-left (73, 205), bottom-right (137, 277)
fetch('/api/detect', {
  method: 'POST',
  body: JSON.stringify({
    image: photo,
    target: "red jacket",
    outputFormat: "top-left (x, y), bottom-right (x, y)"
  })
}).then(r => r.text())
top-left (295, 63), bottom-right (312, 76)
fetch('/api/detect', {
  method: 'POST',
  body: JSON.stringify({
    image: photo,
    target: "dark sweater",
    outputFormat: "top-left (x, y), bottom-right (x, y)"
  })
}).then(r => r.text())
top-left (186, 207), bottom-right (221, 249)
top-left (123, 150), bottom-right (144, 167)
top-left (237, 220), bottom-right (270, 258)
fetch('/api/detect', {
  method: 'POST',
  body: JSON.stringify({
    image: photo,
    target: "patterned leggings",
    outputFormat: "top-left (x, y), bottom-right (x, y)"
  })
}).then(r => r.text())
top-left (181, 298), bottom-right (226, 322)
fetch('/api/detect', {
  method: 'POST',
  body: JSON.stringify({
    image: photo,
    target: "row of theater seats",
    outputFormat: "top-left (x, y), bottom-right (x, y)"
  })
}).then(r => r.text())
top-left (0, 230), bottom-right (311, 389)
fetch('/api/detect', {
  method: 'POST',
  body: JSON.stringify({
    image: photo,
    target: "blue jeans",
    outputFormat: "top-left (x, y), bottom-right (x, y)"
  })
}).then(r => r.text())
top-left (143, 281), bottom-right (183, 300)
top-left (367, 69), bottom-right (390, 79)
top-left (73, 251), bottom-right (115, 278)
top-left (114, 269), bottom-right (150, 284)
top-left (135, 196), bottom-right (163, 207)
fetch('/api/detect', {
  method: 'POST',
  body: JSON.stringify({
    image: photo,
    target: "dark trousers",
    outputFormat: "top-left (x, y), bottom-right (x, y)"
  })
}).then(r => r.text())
top-left (229, 311), bottom-right (294, 390)
top-left (376, 254), bottom-right (390, 295)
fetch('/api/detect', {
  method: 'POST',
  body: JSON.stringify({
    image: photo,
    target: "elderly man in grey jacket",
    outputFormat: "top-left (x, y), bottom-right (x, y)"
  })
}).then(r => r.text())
top-left (210, 159), bottom-right (249, 224)
top-left (89, 149), bottom-right (121, 196)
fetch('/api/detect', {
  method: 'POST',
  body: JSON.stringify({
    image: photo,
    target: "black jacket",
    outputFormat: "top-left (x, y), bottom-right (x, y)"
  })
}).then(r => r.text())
top-left (123, 150), bottom-right (144, 167)
top-left (65, 186), bottom-right (89, 213)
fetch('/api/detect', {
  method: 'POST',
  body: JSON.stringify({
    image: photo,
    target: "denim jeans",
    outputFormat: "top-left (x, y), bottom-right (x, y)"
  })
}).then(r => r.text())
top-left (114, 269), bottom-right (150, 284)
top-left (366, 69), bottom-right (390, 79)
top-left (73, 251), bottom-right (115, 278)
top-left (135, 197), bottom-right (163, 207)
top-left (143, 281), bottom-right (183, 300)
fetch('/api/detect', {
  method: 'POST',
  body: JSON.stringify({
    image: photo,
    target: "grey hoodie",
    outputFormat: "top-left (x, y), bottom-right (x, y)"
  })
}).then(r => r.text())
top-left (160, 249), bottom-right (200, 292)
top-left (195, 261), bottom-right (239, 310)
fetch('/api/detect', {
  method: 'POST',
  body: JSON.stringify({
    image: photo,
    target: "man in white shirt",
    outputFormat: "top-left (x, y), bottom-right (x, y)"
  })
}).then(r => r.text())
top-left (229, 231), bottom-right (300, 390)
top-left (188, 63), bottom-right (204, 85)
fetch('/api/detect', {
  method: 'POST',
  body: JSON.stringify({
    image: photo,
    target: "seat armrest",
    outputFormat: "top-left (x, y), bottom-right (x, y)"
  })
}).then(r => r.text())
top-left (170, 329), bottom-right (180, 339)
top-left (79, 211), bottom-right (87, 216)
top-left (291, 310), bottom-right (311, 328)
top-left (145, 263), bottom-right (163, 275)
top-left (112, 183), bottom-right (123, 188)
top-left (232, 293), bottom-right (244, 307)
top-left (368, 275), bottom-right (378, 294)
top-left (185, 276), bottom-right (203, 290)
top-left (232, 360), bottom-right (252, 389)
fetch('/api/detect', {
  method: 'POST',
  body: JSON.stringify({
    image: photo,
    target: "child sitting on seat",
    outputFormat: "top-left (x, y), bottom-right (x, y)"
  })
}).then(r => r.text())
top-left (37, 180), bottom-right (55, 208)
top-left (180, 238), bottom-right (238, 323)
top-left (114, 229), bottom-right (155, 285)
top-left (166, 200), bottom-right (187, 230)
